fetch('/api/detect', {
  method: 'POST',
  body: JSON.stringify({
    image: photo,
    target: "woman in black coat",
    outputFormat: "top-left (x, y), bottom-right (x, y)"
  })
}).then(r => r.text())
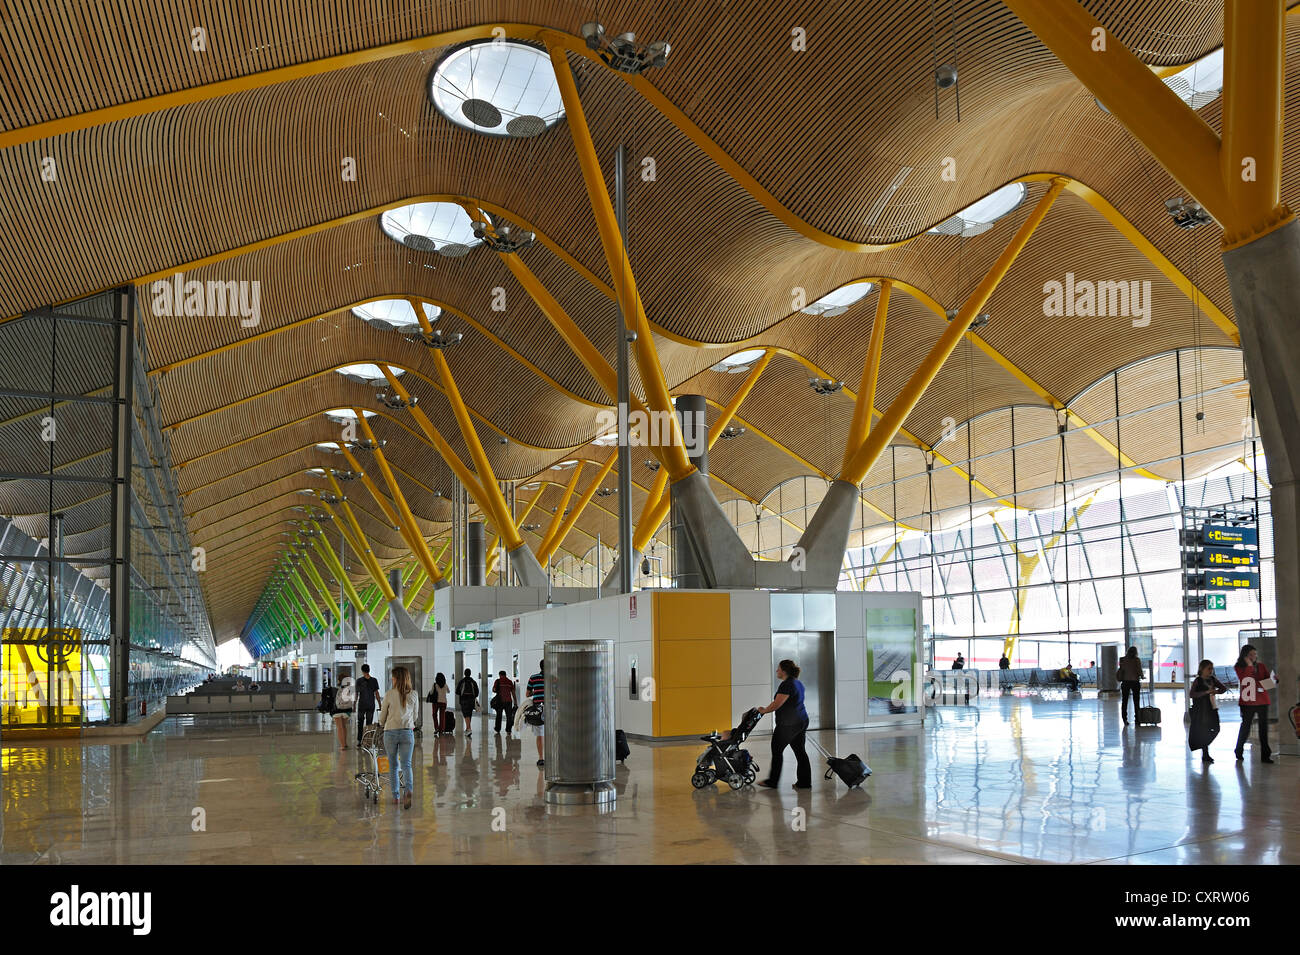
top-left (1188, 659), bottom-right (1228, 763)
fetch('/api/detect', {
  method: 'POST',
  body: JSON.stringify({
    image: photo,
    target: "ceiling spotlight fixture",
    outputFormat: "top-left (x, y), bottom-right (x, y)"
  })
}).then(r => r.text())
top-left (521, 523), bottom-right (541, 533)
top-left (353, 438), bottom-right (386, 451)
top-left (333, 470), bottom-right (363, 482)
top-left (376, 391), bottom-right (416, 410)
top-left (596, 487), bottom-right (617, 497)
top-left (935, 64), bottom-right (958, 89)
top-left (946, 308), bottom-right (990, 330)
top-left (414, 328), bottom-right (464, 349)
top-left (470, 216), bottom-right (536, 254)
top-left (808, 377), bottom-right (843, 396)
top-left (1165, 197), bottom-right (1213, 230)
top-left (320, 493), bottom-right (345, 505)
top-left (645, 459), bottom-right (661, 472)
top-left (582, 21), bottom-right (671, 74)
top-left (719, 425), bottom-right (747, 440)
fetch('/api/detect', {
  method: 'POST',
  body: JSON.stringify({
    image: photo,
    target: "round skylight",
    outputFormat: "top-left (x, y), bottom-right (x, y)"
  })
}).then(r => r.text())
top-left (380, 202), bottom-right (482, 254)
top-left (801, 283), bottom-right (874, 317)
top-left (315, 442), bottom-right (343, 453)
top-left (593, 431), bottom-right (619, 446)
top-left (430, 41), bottom-right (564, 137)
top-left (334, 364), bottom-right (405, 387)
top-left (550, 459), bottom-right (578, 470)
top-left (710, 348), bottom-right (767, 374)
top-left (928, 182), bottom-right (1026, 237)
top-left (352, 299), bottom-right (441, 334)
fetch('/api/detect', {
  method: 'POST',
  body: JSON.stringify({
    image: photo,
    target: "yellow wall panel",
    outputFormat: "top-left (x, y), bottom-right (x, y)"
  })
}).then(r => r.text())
top-left (656, 686), bottom-right (733, 737)
top-left (652, 592), bottom-right (730, 736)
top-left (653, 592), bottom-right (730, 640)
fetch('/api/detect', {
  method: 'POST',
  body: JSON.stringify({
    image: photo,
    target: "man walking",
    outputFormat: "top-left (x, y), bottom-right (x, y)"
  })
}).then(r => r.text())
top-left (355, 663), bottom-right (381, 746)
top-left (492, 670), bottom-right (517, 736)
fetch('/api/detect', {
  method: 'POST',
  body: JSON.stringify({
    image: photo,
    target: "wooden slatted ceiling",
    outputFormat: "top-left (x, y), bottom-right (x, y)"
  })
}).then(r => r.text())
top-left (0, 1), bottom-right (1276, 636)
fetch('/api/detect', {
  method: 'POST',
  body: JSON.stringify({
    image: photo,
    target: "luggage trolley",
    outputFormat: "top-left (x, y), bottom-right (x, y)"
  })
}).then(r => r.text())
top-left (355, 722), bottom-right (387, 802)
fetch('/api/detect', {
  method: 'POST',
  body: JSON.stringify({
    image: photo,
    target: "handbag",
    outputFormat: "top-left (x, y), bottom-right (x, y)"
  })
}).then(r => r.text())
top-left (523, 702), bottom-right (544, 726)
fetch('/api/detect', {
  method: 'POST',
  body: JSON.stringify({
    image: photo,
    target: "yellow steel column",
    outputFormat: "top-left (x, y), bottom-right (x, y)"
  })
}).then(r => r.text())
top-left (404, 568), bottom-right (428, 609)
top-left (379, 366), bottom-right (487, 512)
top-left (539, 454), bottom-right (618, 564)
top-left (320, 475), bottom-right (396, 602)
top-left (299, 551), bottom-right (342, 620)
top-left (842, 281), bottom-right (890, 474)
top-left (1001, 0), bottom-right (1231, 226)
top-left (349, 417), bottom-right (447, 587)
top-left (537, 462), bottom-right (584, 559)
top-left (1221, 0), bottom-right (1291, 244)
top-left (310, 529), bottom-right (368, 612)
top-left (632, 470), bottom-right (671, 554)
top-left (843, 179), bottom-right (1067, 486)
top-left (548, 43), bottom-right (693, 480)
top-left (426, 350), bottom-right (525, 552)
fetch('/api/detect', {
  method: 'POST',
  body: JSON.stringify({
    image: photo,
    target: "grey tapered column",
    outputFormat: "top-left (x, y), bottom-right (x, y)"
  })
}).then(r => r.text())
top-left (467, 520), bottom-right (486, 586)
top-left (1223, 218), bottom-right (1300, 755)
top-left (669, 395), bottom-right (709, 589)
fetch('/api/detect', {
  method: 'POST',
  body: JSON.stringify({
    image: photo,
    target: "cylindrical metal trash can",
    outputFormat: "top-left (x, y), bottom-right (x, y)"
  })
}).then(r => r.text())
top-left (544, 639), bottom-right (616, 805)
top-left (1098, 645), bottom-right (1119, 694)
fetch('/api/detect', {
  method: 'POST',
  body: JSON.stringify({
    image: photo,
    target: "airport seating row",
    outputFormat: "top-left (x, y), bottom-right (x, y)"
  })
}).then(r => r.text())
top-left (166, 692), bottom-right (319, 714)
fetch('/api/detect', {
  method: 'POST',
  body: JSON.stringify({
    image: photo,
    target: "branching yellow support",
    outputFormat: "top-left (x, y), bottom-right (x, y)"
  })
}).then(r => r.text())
top-left (539, 454), bottom-right (618, 564)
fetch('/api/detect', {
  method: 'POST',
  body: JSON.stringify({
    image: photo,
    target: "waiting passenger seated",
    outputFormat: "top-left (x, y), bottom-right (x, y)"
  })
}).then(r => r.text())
top-left (951, 653), bottom-right (965, 670)
top-left (1058, 664), bottom-right (1079, 692)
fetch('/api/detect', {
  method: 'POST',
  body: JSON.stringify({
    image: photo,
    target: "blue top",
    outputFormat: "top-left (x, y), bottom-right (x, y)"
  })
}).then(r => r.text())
top-left (775, 678), bottom-right (808, 726)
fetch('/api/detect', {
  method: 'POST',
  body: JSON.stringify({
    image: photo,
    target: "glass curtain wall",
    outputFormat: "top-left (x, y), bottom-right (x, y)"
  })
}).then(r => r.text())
top-left (0, 288), bottom-right (214, 728)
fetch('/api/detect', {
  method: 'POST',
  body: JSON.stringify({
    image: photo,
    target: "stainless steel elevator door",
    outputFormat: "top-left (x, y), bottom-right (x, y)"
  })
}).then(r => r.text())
top-left (771, 631), bottom-right (835, 730)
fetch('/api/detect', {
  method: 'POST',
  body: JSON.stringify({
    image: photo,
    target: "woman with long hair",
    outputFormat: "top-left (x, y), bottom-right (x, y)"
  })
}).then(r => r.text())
top-left (430, 672), bottom-right (449, 736)
top-left (757, 659), bottom-right (812, 790)
top-left (1233, 644), bottom-right (1275, 764)
top-left (378, 665), bottom-right (418, 808)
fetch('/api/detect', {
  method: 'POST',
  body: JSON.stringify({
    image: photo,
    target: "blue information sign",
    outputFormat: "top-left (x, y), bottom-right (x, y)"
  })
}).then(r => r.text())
top-left (1203, 571), bottom-right (1259, 590)
top-left (1202, 547), bottom-right (1258, 568)
top-left (1201, 524), bottom-right (1258, 547)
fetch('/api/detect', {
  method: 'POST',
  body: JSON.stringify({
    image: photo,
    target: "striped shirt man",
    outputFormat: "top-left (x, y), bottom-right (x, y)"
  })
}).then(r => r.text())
top-left (527, 671), bottom-right (545, 705)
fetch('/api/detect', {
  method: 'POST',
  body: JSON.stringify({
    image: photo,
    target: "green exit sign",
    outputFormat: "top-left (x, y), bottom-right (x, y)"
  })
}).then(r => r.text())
top-left (453, 629), bottom-right (476, 642)
top-left (1206, 594), bottom-right (1227, 610)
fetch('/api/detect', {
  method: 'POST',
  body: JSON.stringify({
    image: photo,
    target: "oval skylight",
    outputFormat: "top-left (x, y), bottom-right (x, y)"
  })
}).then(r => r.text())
top-left (1162, 47), bottom-right (1223, 109)
top-left (335, 363), bottom-right (405, 387)
top-left (710, 348), bottom-right (767, 373)
top-left (315, 442), bottom-right (343, 453)
top-left (352, 299), bottom-right (441, 333)
top-left (430, 41), bottom-right (564, 137)
top-left (801, 283), bottom-right (874, 317)
top-left (324, 408), bottom-right (378, 421)
top-left (380, 202), bottom-right (481, 254)
top-left (550, 459), bottom-right (578, 470)
top-left (593, 430), bottom-right (619, 446)
top-left (928, 182), bottom-right (1026, 237)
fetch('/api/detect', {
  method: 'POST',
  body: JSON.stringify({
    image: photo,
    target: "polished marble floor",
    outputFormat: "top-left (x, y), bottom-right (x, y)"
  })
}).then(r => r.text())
top-left (3, 689), bottom-right (1296, 864)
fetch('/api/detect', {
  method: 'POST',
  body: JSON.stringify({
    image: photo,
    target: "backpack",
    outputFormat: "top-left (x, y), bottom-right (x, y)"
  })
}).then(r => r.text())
top-left (335, 679), bottom-right (355, 709)
top-left (458, 677), bottom-right (478, 701)
top-left (316, 687), bottom-right (335, 713)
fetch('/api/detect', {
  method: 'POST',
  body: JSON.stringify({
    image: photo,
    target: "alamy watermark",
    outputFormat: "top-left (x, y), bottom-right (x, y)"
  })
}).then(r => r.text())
top-left (593, 404), bottom-right (706, 459)
top-left (1043, 272), bottom-right (1151, 327)
top-left (150, 271), bottom-right (261, 327)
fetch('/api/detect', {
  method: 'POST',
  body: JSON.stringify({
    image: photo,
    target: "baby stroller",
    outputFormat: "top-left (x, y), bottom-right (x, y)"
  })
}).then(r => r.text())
top-left (355, 722), bottom-right (386, 803)
top-left (691, 707), bottom-right (763, 790)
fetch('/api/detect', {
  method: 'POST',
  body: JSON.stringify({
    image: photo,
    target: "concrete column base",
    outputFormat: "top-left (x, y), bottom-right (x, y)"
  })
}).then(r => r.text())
top-left (508, 543), bottom-right (548, 588)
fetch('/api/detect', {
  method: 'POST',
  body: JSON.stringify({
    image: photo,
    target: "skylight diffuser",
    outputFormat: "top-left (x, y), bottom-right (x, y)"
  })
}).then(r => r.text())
top-left (431, 41), bottom-right (564, 137)
top-left (928, 182), bottom-right (1026, 237)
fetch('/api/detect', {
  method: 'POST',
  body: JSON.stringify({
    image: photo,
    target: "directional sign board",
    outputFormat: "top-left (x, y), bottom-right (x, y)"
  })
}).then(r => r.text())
top-left (1200, 524), bottom-right (1258, 547)
top-left (1206, 594), bottom-right (1227, 610)
top-left (1201, 547), bottom-right (1258, 568)
top-left (1203, 571), bottom-right (1259, 590)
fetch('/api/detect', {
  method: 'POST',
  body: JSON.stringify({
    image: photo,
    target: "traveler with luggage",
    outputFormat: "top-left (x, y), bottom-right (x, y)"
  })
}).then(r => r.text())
top-left (524, 661), bottom-right (546, 766)
top-left (492, 670), bottom-right (517, 735)
top-left (1233, 644), bottom-right (1275, 764)
top-left (355, 664), bottom-right (381, 747)
top-left (757, 659), bottom-right (812, 790)
top-left (1188, 659), bottom-right (1228, 763)
top-left (378, 665), bottom-right (418, 809)
top-left (456, 668), bottom-right (480, 737)
top-left (331, 675), bottom-right (355, 751)
top-left (1117, 646), bottom-right (1144, 724)
top-left (427, 673), bottom-right (450, 736)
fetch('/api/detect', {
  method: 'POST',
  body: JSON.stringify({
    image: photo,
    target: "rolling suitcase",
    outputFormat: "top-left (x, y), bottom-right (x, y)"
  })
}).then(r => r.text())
top-left (1136, 688), bottom-right (1161, 726)
top-left (444, 710), bottom-right (455, 732)
top-left (808, 737), bottom-right (871, 788)
top-left (615, 729), bottom-right (630, 763)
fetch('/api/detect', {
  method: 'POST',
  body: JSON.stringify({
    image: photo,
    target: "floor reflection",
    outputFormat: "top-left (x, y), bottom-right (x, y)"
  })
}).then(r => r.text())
top-left (2, 689), bottom-right (1295, 864)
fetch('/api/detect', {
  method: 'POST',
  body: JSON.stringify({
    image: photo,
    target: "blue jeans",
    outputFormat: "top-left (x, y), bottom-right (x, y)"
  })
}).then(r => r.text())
top-left (383, 728), bottom-right (414, 797)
